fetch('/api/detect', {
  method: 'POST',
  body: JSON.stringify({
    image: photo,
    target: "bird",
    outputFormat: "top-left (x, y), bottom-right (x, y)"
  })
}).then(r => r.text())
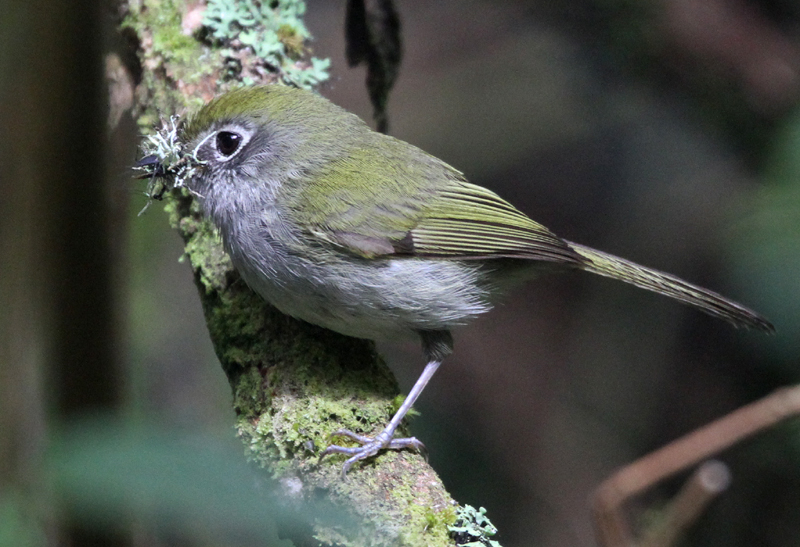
top-left (146, 84), bottom-right (774, 474)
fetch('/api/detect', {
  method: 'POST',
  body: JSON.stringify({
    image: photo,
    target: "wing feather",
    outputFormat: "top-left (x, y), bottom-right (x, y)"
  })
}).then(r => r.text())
top-left (286, 138), bottom-right (582, 265)
top-left (408, 182), bottom-right (583, 264)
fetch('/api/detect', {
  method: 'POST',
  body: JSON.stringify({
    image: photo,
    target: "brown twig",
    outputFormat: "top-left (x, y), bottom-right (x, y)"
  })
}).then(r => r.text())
top-left (592, 384), bottom-right (800, 547)
top-left (638, 460), bottom-right (730, 547)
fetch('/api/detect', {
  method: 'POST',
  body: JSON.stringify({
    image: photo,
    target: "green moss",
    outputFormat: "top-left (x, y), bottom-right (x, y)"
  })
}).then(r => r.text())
top-left (123, 0), bottom-right (219, 123)
top-left (386, 479), bottom-right (459, 546)
top-left (143, 1), bottom-right (198, 66)
top-left (231, 326), bottom-right (401, 469)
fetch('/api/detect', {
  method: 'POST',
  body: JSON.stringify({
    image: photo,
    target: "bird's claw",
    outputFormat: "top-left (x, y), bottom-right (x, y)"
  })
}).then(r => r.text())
top-left (320, 429), bottom-right (426, 476)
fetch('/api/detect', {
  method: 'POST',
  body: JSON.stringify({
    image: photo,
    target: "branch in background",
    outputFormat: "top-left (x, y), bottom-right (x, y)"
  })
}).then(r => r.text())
top-left (592, 385), bottom-right (800, 547)
top-left (639, 460), bottom-right (730, 547)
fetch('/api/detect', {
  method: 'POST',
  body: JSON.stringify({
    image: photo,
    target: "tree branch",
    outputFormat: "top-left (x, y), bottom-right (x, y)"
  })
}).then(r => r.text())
top-left (121, 1), bottom-right (463, 545)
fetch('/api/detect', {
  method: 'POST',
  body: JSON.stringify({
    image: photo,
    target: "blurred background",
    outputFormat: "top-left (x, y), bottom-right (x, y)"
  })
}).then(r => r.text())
top-left (2, 0), bottom-right (800, 546)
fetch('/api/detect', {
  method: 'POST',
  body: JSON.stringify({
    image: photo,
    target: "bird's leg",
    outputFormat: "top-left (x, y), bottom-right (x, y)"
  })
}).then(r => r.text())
top-left (320, 330), bottom-right (453, 475)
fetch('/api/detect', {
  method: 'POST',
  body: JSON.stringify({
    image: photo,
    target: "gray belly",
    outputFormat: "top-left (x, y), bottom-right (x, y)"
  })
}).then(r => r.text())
top-left (235, 253), bottom-right (494, 340)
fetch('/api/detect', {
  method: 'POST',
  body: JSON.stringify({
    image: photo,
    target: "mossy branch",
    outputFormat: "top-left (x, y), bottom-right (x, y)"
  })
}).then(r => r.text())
top-left (122, 1), bottom-right (467, 545)
top-left (164, 189), bottom-right (458, 546)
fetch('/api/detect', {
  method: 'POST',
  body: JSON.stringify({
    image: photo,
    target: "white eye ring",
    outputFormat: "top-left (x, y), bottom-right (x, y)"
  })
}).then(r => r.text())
top-left (196, 124), bottom-right (254, 162)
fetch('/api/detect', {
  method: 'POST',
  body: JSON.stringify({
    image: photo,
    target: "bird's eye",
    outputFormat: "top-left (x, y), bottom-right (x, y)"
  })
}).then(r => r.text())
top-left (216, 131), bottom-right (242, 156)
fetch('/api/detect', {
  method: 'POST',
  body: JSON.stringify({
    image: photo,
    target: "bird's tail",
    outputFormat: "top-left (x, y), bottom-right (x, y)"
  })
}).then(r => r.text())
top-left (567, 241), bottom-right (774, 333)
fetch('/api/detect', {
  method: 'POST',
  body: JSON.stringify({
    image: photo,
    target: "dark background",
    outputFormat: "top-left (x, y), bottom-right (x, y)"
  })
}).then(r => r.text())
top-left (2, 1), bottom-right (800, 546)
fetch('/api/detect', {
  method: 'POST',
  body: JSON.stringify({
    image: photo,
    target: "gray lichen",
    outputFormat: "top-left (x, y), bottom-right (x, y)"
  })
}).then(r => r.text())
top-left (202, 0), bottom-right (330, 88)
top-left (449, 505), bottom-right (502, 547)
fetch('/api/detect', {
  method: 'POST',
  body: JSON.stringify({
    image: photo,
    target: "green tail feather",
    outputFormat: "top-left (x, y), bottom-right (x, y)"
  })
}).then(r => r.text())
top-left (568, 242), bottom-right (775, 333)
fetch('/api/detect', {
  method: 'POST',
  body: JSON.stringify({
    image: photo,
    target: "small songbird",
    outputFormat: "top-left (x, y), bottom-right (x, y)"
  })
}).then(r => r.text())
top-left (151, 85), bottom-right (773, 474)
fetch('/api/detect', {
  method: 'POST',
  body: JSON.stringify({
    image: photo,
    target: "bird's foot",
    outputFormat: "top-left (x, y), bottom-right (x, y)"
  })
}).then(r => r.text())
top-left (320, 429), bottom-right (426, 476)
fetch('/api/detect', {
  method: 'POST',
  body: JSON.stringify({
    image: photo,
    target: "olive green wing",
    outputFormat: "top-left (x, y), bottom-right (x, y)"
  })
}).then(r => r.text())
top-left (286, 145), bottom-right (581, 264)
top-left (283, 136), bottom-right (581, 264)
top-left (400, 180), bottom-right (582, 264)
